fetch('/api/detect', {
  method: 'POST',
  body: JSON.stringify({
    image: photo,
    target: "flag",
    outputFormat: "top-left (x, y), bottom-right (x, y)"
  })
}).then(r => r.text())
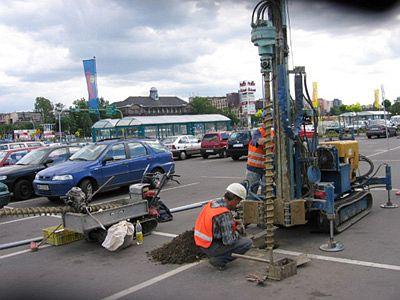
top-left (312, 82), bottom-right (318, 108)
top-left (374, 89), bottom-right (380, 109)
top-left (83, 57), bottom-right (99, 112)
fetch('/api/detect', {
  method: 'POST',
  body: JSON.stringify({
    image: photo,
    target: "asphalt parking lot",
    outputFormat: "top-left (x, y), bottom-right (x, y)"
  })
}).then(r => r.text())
top-left (1, 136), bottom-right (400, 300)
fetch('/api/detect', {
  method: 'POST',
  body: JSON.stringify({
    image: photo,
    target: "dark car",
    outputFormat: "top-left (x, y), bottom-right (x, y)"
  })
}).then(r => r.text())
top-left (0, 145), bottom-right (81, 200)
top-left (366, 120), bottom-right (397, 139)
top-left (226, 130), bottom-right (251, 160)
top-left (200, 132), bottom-right (230, 159)
top-left (0, 182), bottom-right (10, 208)
top-left (33, 139), bottom-right (175, 201)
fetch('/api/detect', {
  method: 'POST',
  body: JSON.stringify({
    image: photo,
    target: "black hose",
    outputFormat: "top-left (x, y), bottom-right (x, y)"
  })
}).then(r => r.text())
top-left (357, 154), bottom-right (374, 180)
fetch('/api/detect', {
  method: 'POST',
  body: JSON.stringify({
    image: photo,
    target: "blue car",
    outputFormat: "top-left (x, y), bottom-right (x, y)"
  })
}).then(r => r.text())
top-left (33, 139), bottom-right (174, 201)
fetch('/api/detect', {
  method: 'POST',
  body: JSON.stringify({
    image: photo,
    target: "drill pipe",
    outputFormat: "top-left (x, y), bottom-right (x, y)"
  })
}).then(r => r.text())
top-left (0, 202), bottom-right (126, 217)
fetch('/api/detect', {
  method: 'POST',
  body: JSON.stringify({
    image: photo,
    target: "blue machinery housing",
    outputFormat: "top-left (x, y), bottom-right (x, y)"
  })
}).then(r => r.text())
top-left (91, 114), bottom-right (232, 142)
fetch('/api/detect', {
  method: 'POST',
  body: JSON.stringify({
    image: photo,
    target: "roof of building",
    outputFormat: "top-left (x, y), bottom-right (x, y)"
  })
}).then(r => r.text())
top-left (113, 96), bottom-right (188, 108)
top-left (92, 114), bottom-right (231, 129)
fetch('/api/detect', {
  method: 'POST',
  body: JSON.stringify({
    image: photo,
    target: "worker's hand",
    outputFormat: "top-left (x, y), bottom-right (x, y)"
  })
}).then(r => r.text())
top-left (235, 221), bottom-right (245, 235)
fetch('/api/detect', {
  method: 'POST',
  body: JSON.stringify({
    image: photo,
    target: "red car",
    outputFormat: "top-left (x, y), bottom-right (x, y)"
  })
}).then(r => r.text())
top-left (0, 148), bottom-right (35, 167)
top-left (200, 132), bottom-right (230, 159)
top-left (300, 125), bottom-right (315, 139)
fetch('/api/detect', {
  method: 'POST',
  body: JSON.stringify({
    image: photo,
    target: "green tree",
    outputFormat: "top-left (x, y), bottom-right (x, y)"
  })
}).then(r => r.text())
top-left (389, 101), bottom-right (400, 115)
top-left (329, 106), bottom-right (342, 116)
top-left (347, 102), bottom-right (362, 112)
top-left (189, 97), bottom-right (219, 114)
top-left (34, 97), bottom-right (55, 123)
top-left (221, 108), bottom-right (239, 126)
top-left (382, 99), bottom-right (392, 110)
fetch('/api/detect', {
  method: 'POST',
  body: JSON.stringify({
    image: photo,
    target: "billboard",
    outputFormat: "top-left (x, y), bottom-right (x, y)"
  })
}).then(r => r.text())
top-left (239, 81), bottom-right (256, 115)
top-left (83, 57), bottom-right (99, 112)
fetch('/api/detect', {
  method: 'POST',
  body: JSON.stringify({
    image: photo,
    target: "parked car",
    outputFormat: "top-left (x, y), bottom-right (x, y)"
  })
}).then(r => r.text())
top-left (0, 145), bottom-right (81, 200)
top-left (0, 148), bottom-right (32, 167)
top-left (0, 182), bottom-right (10, 208)
top-left (390, 115), bottom-right (400, 128)
top-left (345, 120), bottom-right (367, 132)
top-left (33, 139), bottom-right (175, 201)
top-left (200, 132), bottom-right (230, 159)
top-left (226, 130), bottom-right (251, 160)
top-left (0, 141), bottom-right (45, 151)
top-left (161, 135), bottom-right (201, 160)
top-left (323, 121), bottom-right (340, 134)
top-left (299, 124), bottom-right (316, 138)
top-left (366, 119), bottom-right (397, 139)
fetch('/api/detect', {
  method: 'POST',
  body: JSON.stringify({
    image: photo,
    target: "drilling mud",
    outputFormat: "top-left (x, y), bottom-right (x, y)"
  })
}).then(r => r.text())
top-left (149, 230), bottom-right (206, 264)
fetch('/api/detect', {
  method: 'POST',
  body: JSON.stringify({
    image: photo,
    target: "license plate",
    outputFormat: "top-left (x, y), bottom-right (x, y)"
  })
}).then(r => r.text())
top-left (370, 127), bottom-right (378, 130)
top-left (233, 143), bottom-right (243, 148)
top-left (206, 150), bottom-right (214, 153)
top-left (37, 184), bottom-right (49, 191)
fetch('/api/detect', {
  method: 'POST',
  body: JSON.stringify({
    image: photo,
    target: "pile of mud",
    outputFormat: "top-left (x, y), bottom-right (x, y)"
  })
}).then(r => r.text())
top-left (149, 230), bottom-right (206, 264)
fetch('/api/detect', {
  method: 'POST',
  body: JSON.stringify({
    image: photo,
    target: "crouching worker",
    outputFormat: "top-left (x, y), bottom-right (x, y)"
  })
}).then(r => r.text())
top-left (194, 183), bottom-right (253, 270)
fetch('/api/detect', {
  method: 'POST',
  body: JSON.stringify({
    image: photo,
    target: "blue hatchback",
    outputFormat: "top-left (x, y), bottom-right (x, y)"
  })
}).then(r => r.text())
top-left (33, 139), bottom-right (174, 200)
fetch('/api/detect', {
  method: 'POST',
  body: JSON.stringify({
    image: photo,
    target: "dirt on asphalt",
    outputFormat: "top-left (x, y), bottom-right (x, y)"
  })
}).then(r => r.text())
top-left (148, 230), bottom-right (206, 264)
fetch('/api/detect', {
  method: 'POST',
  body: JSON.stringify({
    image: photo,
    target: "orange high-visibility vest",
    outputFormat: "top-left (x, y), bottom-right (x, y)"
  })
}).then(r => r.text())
top-left (247, 127), bottom-right (268, 169)
top-left (194, 202), bottom-right (230, 248)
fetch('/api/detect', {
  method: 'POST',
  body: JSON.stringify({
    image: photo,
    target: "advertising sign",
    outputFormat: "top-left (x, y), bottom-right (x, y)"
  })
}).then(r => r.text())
top-left (83, 57), bottom-right (99, 113)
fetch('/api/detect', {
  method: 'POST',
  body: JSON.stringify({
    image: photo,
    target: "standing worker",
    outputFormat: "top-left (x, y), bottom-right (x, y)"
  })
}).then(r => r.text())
top-left (246, 112), bottom-right (273, 198)
top-left (194, 183), bottom-right (252, 270)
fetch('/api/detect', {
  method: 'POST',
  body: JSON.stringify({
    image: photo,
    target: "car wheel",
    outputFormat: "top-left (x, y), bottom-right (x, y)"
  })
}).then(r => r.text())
top-left (179, 151), bottom-right (187, 160)
top-left (367, 135), bottom-right (371, 139)
top-left (219, 150), bottom-right (226, 158)
top-left (231, 155), bottom-right (240, 161)
top-left (202, 154), bottom-right (209, 159)
top-left (14, 179), bottom-right (32, 201)
top-left (48, 196), bottom-right (61, 202)
top-left (394, 131), bottom-right (398, 137)
top-left (79, 179), bottom-right (95, 200)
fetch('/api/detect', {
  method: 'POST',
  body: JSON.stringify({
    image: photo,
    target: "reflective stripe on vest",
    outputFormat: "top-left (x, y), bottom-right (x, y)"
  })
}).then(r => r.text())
top-left (194, 202), bottom-right (229, 248)
top-left (247, 127), bottom-right (268, 169)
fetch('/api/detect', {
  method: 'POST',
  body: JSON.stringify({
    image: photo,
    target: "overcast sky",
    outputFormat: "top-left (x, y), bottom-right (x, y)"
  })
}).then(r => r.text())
top-left (0, 0), bottom-right (399, 112)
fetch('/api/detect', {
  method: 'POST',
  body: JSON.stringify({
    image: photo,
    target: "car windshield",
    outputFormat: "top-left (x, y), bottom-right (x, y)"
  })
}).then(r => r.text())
top-left (0, 151), bottom-right (7, 161)
top-left (203, 134), bottom-right (218, 142)
top-left (369, 120), bottom-right (386, 126)
top-left (229, 132), bottom-right (249, 140)
top-left (69, 144), bottom-right (107, 161)
top-left (161, 137), bottom-right (177, 144)
top-left (17, 148), bottom-right (49, 165)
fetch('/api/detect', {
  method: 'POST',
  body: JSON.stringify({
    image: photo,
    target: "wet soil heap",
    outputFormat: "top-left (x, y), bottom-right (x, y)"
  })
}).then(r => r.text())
top-left (149, 230), bottom-right (206, 264)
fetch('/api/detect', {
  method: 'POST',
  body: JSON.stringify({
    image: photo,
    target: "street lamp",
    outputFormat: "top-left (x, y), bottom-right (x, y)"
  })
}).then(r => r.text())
top-left (54, 109), bottom-right (64, 143)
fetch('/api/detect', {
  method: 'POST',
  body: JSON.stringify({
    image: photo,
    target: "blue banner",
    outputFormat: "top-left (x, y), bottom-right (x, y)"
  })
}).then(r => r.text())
top-left (83, 58), bottom-right (99, 112)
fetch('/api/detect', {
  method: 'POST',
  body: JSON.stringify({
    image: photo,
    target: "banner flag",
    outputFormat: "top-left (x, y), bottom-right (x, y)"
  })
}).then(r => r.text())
top-left (312, 82), bottom-right (319, 108)
top-left (83, 57), bottom-right (99, 112)
top-left (374, 89), bottom-right (380, 109)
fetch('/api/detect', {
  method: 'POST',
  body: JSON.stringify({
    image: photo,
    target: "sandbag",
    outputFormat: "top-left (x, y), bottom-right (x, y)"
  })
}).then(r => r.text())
top-left (102, 220), bottom-right (135, 251)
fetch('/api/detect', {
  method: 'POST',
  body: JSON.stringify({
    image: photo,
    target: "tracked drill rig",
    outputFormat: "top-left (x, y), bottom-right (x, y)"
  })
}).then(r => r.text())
top-left (242, 0), bottom-right (394, 254)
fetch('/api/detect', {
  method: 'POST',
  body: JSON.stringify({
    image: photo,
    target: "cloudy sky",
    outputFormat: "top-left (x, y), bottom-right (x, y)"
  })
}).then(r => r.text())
top-left (0, 0), bottom-right (399, 112)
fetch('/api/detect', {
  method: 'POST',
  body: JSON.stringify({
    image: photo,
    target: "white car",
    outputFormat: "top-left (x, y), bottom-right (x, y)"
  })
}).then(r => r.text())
top-left (161, 135), bottom-right (201, 160)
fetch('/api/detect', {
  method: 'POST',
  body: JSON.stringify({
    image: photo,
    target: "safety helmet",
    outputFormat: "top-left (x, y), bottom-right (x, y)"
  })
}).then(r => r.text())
top-left (226, 183), bottom-right (247, 200)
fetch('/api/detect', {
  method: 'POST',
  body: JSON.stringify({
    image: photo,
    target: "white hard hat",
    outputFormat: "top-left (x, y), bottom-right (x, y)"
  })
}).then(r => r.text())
top-left (226, 183), bottom-right (247, 200)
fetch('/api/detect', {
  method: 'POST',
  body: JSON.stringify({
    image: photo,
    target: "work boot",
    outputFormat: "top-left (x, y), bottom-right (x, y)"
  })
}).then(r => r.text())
top-left (209, 258), bottom-right (227, 271)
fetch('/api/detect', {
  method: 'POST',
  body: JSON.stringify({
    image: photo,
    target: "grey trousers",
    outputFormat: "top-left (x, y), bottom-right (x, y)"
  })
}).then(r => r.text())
top-left (246, 169), bottom-right (266, 199)
top-left (200, 236), bottom-right (253, 266)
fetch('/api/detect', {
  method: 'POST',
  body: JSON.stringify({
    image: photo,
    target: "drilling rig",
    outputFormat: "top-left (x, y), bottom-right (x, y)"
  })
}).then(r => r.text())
top-left (242, 0), bottom-right (394, 256)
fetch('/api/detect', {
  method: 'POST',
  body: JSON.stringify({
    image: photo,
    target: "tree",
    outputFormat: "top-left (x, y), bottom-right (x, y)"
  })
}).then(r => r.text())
top-left (329, 106), bottom-right (342, 116)
top-left (34, 97), bottom-right (54, 123)
top-left (389, 101), bottom-right (400, 115)
top-left (382, 99), bottom-right (391, 110)
top-left (347, 102), bottom-right (362, 112)
top-left (189, 97), bottom-right (219, 114)
top-left (221, 108), bottom-right (240, 126)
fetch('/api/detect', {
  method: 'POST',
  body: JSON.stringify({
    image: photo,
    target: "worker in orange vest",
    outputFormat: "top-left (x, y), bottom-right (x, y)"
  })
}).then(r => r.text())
top-left (194, 183), bottom-right (252, 270)
top-left (246, 118), bottom-right (273, 198)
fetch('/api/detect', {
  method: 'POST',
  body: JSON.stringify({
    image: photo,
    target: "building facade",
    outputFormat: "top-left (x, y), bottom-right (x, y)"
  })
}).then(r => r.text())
top-left (0, 111), bottom-right (42, 125)
top-left (113, 88), bottom-right (190, 117)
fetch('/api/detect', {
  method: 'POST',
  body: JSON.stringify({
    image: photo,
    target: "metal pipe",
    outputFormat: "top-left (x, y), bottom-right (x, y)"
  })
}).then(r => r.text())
top-left (0, 236), bottom-right (42, 250)
top-left (170, 200), bottom-right (210, 213)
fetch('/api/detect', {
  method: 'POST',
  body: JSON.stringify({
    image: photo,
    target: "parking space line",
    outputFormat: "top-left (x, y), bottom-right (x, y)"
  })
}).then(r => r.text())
top-left (152, 231), bottom-right (400, 272)
top-left (0, 215), bottom-right (40, 225)
top-left (367, 145), bottom-right (400, 158)
top-left (276, 249), bottom-right (400, 271)
top-left (0, 245), bottom-right (51, 260)
top-left (162, 182), bottom-right (199, 192)
top-left (101, 261), bottom-right (202, 300)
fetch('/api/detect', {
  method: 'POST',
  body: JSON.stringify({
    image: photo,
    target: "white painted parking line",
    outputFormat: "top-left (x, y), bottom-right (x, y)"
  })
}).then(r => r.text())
top-left (152, 231), bottom-right (400, 272)
top-left (152, 231), bottom-right (179, 238)
top-left (276, 249), bottom-right (400, 272)
top-left (0, 245), bottom-right (51, 260)
top-left (201, 176), bottom-right (243, 179)
top-left (101, 261), bottom-right (202, 300)
top-left (0, 215), bottom-right (40, 225)
top-left (162, 182), bottom-right (200, 192)
top-left (367, 145), bottom-right (400, 158)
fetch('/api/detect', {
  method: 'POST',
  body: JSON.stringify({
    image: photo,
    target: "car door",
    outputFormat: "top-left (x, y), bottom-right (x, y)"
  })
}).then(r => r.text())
top-left (47, 148), bottom-right (70, 166)
top-left (126, 141), bottom-right (149, 182)
top-left (178, 136), bottom-right (189, 152)
top-left (101, 143), bottom-right (129, 187)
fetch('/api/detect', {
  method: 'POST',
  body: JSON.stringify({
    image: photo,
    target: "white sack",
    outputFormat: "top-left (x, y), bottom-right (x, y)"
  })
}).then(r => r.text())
top-left (102, 220), bottom-right (135, 251)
